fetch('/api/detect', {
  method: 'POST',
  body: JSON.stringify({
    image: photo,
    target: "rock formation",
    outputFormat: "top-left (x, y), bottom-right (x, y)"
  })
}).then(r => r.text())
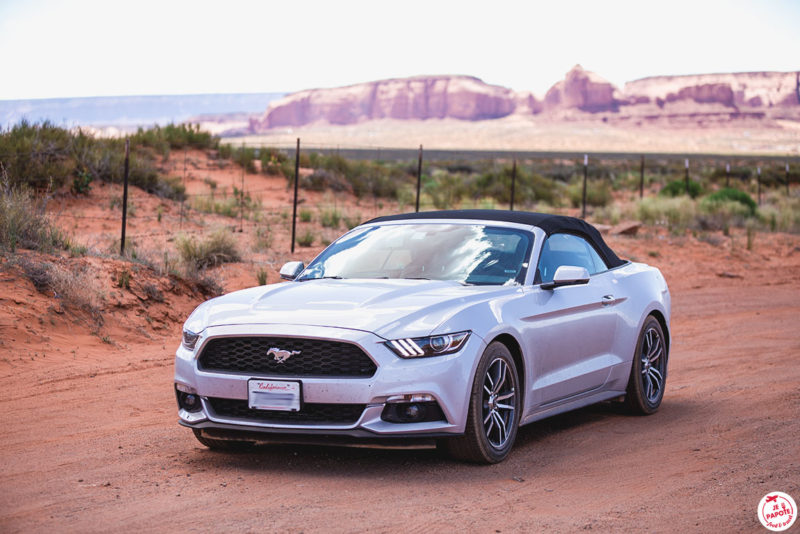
top-left (247, 67), bottom-right (799, 133)
top-left (543, 65), bottom-right (619, 112)
top-left (250, 75), bottom-right (518, 130)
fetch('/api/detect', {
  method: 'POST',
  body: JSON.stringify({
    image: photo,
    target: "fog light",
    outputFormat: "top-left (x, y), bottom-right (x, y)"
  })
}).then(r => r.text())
top-left (381, 401), bottom-right (445, 424)
top-left (403, 403), bottom-right (424, 421)
top-left (176, 389), bottom-right (203, 412)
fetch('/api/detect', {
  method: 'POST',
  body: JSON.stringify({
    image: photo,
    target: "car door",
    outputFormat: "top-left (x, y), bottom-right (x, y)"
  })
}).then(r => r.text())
top-left (521, 233), bottom-right (620, 408)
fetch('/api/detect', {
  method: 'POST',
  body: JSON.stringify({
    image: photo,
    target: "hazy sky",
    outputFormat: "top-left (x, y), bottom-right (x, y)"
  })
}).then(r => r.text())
top-left (1, 0), bottom-right (797, 100)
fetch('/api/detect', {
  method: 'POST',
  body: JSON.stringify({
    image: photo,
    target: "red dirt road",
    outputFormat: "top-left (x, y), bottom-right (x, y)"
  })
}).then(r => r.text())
top-left (1, 235), bottom-right (799, 533)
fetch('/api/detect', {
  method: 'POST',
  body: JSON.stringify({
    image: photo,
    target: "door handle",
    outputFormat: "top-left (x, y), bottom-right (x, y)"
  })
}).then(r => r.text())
top-left (601, 295), bottom-right (615, 306)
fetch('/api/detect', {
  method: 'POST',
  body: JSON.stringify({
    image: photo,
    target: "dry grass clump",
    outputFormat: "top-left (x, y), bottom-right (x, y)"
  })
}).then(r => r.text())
top-left (18, 256), bottom-right (103, 313)
top-left (636, 197), bottom-right (696, 234)
top-left (0, 181), bottom-right (68, 253)
top-left (176, 229), bottom-right (240, 271)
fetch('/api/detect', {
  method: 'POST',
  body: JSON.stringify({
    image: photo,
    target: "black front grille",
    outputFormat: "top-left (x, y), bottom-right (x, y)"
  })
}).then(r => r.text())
top-left (198, 337), bottom-right (376, 377)
top-left (208, 397), bottom-right (365, 425)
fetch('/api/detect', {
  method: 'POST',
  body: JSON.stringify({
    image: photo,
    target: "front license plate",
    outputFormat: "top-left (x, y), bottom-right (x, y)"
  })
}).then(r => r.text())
top-left (248, 379), bottom-right (301, 412)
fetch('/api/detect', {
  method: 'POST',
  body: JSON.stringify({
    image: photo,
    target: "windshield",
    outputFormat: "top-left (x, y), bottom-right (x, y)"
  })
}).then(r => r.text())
top-left (297, 223), bottom-right (534, 286)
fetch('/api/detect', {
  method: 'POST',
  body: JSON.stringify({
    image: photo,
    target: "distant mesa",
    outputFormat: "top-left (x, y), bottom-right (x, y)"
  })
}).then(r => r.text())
top-left (249, 75), bottom-right (516, 130)
top-left (248, 66), bottom-right (800, 133)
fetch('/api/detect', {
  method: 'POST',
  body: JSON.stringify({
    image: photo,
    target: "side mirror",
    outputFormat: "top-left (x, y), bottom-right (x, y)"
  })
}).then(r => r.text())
top-left (279, 261), bottom-right (305, 280)
top-left (541, 265), bottom-right (590, 290)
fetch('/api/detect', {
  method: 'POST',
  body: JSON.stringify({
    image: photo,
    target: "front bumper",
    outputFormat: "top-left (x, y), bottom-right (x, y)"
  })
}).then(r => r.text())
top-left (174, 323), bottom-right (485, 437)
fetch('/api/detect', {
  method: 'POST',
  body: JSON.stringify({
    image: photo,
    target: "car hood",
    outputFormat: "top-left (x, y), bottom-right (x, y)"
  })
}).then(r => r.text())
top-left (186, 279), bottom-right (516, 339)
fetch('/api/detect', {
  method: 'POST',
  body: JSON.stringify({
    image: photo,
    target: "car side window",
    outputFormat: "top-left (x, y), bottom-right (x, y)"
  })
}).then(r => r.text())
top-left (536, 233), bottom-right (608, 283)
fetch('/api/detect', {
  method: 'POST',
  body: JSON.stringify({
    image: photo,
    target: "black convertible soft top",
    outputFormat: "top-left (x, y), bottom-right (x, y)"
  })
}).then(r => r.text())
top-left (367, 209), bottom-right (625, 268)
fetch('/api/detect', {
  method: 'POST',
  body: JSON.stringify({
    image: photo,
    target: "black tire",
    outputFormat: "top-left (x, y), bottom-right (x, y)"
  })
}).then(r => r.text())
top-left (624, 316), bottom-right (668, 415)
top-left (192, 428), bottom-right (254, 451)
top-left (443, 342), bottom-right (521, 464)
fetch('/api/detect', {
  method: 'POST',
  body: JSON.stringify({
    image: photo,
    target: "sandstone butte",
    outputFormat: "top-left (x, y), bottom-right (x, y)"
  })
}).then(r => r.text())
top-left (248, 65), bottom-right (800, 132)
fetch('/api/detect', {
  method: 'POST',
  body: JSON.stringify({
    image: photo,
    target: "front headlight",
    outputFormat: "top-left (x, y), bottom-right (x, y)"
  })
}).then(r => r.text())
top-left (386, 331), bottom-right (470, 358)
top-left (182, 330), bottom-right (200, 351)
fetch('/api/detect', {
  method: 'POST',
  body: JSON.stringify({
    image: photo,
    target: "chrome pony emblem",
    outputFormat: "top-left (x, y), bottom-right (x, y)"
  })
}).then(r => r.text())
top-left (267, 347), bottom-right (301, 363)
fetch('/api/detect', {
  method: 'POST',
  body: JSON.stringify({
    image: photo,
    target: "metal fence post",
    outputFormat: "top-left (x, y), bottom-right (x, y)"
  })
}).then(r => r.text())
top-left (684, 158), bottom-right (690, 195)
top-left (240, 141), bottom-right (245, 233)
top-left (120, 138), bottom-right (129, 256)
top-left (639, 155), bottom-right (644, 199)
top-left (757, 166), bottom-right (762, 205)
top-left (581, 154), bottom-right (588, 219)
top-left (787, 163), bottom-right (791, 196)
top-left (510, 159), bottom-right (517, 211)
top-left (291, 138), bottom-right (300, 253)
top-left (415, 144), bottom-right (423, 212)
top-left (726, 163), bottom-right (730, 188)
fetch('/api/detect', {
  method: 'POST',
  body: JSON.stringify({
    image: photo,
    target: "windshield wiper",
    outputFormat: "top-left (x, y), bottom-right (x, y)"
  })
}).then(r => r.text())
top-left (403, 277), bottom-right (431, 280)
top-left (299, 275), bottom-right (344, 281)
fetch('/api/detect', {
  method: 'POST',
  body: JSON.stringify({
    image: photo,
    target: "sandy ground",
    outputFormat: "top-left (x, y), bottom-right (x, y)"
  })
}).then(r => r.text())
top-left (1, 150), bottom-right (799, 533)
top-left (224, 115), bottom-right (800, 155)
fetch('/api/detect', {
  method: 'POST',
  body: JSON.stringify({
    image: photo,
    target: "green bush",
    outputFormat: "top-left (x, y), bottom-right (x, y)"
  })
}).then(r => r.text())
top-left (567, 180), bottom-right (612, 208)
top-left (260, 147), bottom-right (289, 175)
top-left (660, 179), bottom-right (702, 199)
top-left (0, 121), bottom-right (188, 200)
top-left (702, 187), bottom-right (757, 215)
top-left (473, 165), bottom-right (557, 207)
top-left (71, 169), bottom-right (92, 195)
top-left (176, 230), bottom-right (240, 271)
top-left (424, 170), bottom-right (466, 209)
top-left (130, 123), bottom-right (218, 156)
top-left (0, 120), bottom-right (75, 191)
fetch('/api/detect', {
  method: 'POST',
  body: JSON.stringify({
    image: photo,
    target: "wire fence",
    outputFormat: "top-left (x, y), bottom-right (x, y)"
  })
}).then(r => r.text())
top-left (5, 138), bottom-right (800, 255)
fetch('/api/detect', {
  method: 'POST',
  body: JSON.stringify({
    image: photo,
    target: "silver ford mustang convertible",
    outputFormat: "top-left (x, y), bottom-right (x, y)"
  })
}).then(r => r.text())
top-left (175, 210), bottom-right (671, 463)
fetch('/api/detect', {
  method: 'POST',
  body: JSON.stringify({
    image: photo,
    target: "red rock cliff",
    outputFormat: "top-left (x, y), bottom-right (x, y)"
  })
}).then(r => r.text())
top-left (251, 75), bottom-right (517, 130)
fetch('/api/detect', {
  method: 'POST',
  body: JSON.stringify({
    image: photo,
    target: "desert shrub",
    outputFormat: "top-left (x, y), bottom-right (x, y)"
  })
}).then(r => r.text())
top-left (660, 179), bottom-right (703, 199)
top-left (217, 144), bottom-right (257, 173)
top-left (757, 196), bottom-right (800, 233)
top-left (18, 257), bottom-right (102, 313)
top-left (183, 270), bottom-right (224, 297)
top-left (303, 169), bottom-right (353, 193)
top-left (702, 188), bottom-right (757, 215)
top-left (299, 209), bottom-right (312, 222)
top-left (0, 120), bottom-right (75, 191)
top-left (130, 123), bottom-right (217, 156)
top-left (71, 169), bottom-right (92, 195)
top-left (567, 180), bottom-right (612, 208)
top-left (636, 197), bottom-right (696, 234)
top-left (255, 267), bottom-right (268, 285)
top-left (343, 213), bottom-right (361, 230)
top-left (117, 269), bottom-right (131, 289)
top-left (296, 230), bottom-right (314, 247)
top-left (176, 230), bottom-right (240, 271)
top-left (0, 184), bottom-right (68, 252)
top-left (423, 170), bottom-right (466, 209)
top-left (259, 147), bottom-right (289, 176)
top-left (0, 122), bottom-right (187, 200)
top-left (217, 144), bottom-right (233, 160)
top-left (697, 199), bottom-right (752, 233)
top-left (252, 226), bottom-right (272, 252)
top-left (319, 207), bottom-right (342, 228)
top-left (191, 188), bottom-right (260, 219)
